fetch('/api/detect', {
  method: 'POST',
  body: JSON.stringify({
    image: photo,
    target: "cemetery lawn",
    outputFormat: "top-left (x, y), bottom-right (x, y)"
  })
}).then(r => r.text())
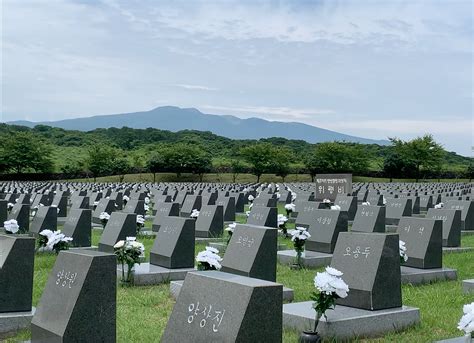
top-left (6, 213), bottom-right (474, 342)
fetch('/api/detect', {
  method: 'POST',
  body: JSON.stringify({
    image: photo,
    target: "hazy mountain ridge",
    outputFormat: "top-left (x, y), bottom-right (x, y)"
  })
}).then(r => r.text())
top-left (9, 106), bottom-right (389, 145)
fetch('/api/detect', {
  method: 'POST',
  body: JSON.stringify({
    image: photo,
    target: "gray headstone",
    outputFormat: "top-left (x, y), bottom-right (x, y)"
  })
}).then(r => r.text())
top-left (446, 200), bottom-right (474, 231)
top-left (7, 203), bottom-right (30, 232)
top-left (215, 196), bottom-right (236, 222)
top-left (98, 212), bottom-right (137, 253)
top-left (315, 174), bottom-right (352, 201)
top-left (247, 206), bottom-right (277, 228)
top-left (161, 271), bottom-right (282, 343)
top-left (31, 250), bottom-right (116, 342)
top-left (30, 206), bottom-right (58, 236)
top-left (51, 195), bottom-right (68, 218)
top-left (195, 205), bottom-right (224, 238)
top-left (294, 201), bottom-right (325, 226)
top-left (92, 199), bottom-right (116, 224)
top-left (0, 234), bottom-right (35, 312)
top-left (62, 209), bottom-right (92, 248)
top-left (123, 199), bottom-right (145, 216)
top-left (305, 209), bottom-right (348, 254)
top-left (397, 217), bottom-right (442, 269)
top-left (386, 198), bottom-right (412, 225)
top-left (221, 224), bottom-right (278, 282)
top-left (331, 232), bottom-right (402, 310)
top-left (351, 205), bottom-right (386, 233)
top-left (0, 200), bottom-right (7, 225)
top-left (150, 217), bottom-right (195, 269)
top-left (253, 196), bottom-right (277, 208)
top-left (152, 203), bottom-right (180, 232)
top-left (180, 195), bottom-right (202, 217)
top-left (426, 208), bottom-right (461, 247)
top-left (334, 195), bottom-right (358, 221)
top-left (70, 196), bottom-right (89, 210)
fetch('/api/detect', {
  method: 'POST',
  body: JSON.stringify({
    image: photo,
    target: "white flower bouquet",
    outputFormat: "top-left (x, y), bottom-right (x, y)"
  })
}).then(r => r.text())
top-left (37, 229), bottom-right (73, 254)
top-left (196, 246), bottom-right (222, 271)
top-left (285, 203), bottom-right (296, 216)
top-left (123, 195), bottom-right (130, 205)
top-left (4, 219), bottom-right (20, 234)
top-left (278, 214), bottom-right (289, 237)
top-left (190, 209), bottom-right (200, 219)
top-left (225, 222), bottom-right (236, 245)
top-left (136, 215), bottom-right (145, 236)
top-left (99, 212), bottom-right (110, 228)
top-left (289, 226), bottom-right (311, 268)
top-left (399, 240), bottom-right (408, 264)
top-left (248, 194), bottom-right (254, 203)
top-left (458, 302), bottom-right (474, 338)
top-left (114, 237), bottom-right (145, 285)
top-left (7, 203), bottom-right (14, 213)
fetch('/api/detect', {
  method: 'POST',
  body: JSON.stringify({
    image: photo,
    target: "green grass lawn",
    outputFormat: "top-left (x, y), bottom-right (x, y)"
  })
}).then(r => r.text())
top-left (6, 207), bottom-right (474, 342)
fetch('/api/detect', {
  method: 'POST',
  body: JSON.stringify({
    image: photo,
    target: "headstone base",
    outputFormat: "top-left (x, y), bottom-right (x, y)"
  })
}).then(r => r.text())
top-left (463, 279), bottom-right (474, 294)
top-left (461, 231), bottom-right (474, 236)
top-left (117, 263), bottom-right (195, 286)
top-left (137, 231), bottom-right (156, 237)
top-left (283, 301), bottom-right (420, 340)
top-left (195, 237), bottom-right (223, 243)
top-left (0, 308), bottom-right (36, 336)
top-left (436, 335), bottom-right (473, 343)
top-left (169, 280), bottom-right (294, 302)
top-left (401, 266), bottom-right (457, 285)
top-left (277, 250), bottom-right (332, 268)
top-left (385, 225), bottom-right (398, 233)
top-left (443, 247), bottom-right (473, 254)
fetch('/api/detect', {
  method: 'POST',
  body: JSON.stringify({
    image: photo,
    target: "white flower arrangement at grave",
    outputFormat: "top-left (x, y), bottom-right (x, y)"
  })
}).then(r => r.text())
top-left (434, 202), bottom-right (444, 209)
top-left (99, 212), bottom-right (110, 228)
top-left (291, 192), bottom-right (297, 202)
top-left (122, 195), bottom-right (130, 206)
top-left (196, 246), bottom-right (222, 271)
top-left (458, 302), bottom-right (474, 339)
top-left (362, 201), bottom-right (371, 206)
top-left (285, 203), bottom-right (296, 216)
top-left (399, 240), bottom-right (408, 264)
top-left (7, 203), bottom-right (14, 213)
top-left (144, 203), bottom-right (150, 213)
top-left (3, 219), bottom-right (20, 234)
top-left (309, 266), bottom-right (349, 336)
top-left (245, 210), bottom-right (251, 218)
top-left (190, 209), bottom-right (200, 219)
top-left (248, 203), bottom-right (253, 210)
top-left (51, 204), bottom-right (60, 214)
top-left (289, 227), bottom-right (311, 268)
top-left (144, 196), bottom-right (150, 205)
top-left (276, 192), bottom-right (281, 199)
top-left (248, 194), bottom-right (254, 203)
top-left (136, 215), bottom-right (145, 236)
top-left (322, 199), bottom-right (331, 204)
top-left (330, 205), bottom-right (341, 211)
top-left (278, 214), bottom-right (289, 237)
top-left (382, 196), bottom-right (387, 205)
top-left (114, 237), bottom-right (145, 285)
top-left (93, 201), bottom-right (99, 210)
top-left (225, 222), bottom-right (236, 245)
top-left (37, 229), bottom-right (73, 254)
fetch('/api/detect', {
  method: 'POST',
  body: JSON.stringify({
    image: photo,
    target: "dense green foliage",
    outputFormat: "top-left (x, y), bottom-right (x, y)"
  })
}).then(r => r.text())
top-left (0, 123), bottom-right (471, 180)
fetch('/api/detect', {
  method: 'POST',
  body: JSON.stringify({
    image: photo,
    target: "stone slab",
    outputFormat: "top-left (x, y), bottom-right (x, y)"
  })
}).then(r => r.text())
top-left (443, 247), bottom-right (473, 254)
top-left (0, 308), bottom-right (35, 336)
top-left (117, 263), bottom-right (195, 286)
top-left (277, 250), bottom-right (332, 268)
top-left (463, 279), bottom-right (474, 294)
top-left (437, 336), bottom-right (473, 343)
top-left (462, 230), bottom-right (474, 236)
top-left (169, 280), bottom-right (294, 302)
top-left (195, 237), bottom-right (223, 243)
top-left (283, 301), bottom-right (420, 340)
top-left (401, 266), bottom-right (457, 285)
top-left (385, 225), bottom-right (398, 233)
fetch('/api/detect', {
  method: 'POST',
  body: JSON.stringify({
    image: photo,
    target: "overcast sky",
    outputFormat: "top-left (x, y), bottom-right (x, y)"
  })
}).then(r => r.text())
top-left (1, 0), bottom-right (472, 155)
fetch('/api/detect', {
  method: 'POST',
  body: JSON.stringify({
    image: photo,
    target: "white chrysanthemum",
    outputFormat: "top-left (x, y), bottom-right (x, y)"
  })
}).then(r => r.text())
top-left (144, 197), bottom-right (150, 204)
top-left (126, 237), bottom-right (137, 242)
top-left (99, 212), bottom-right (110, 220)
top-left (93, 201), bottom-right (99, 206)
top-left (314, 268), bottom-right (349, 298)
top-left (434, 202), bottom-right (444, 209)
top-left (458, 302), bottom-right (474, 334)
top-left (325, 266), bottom-right (343, 277)
top-left (289, 227), bottom-right (311, 241)
top-left (136, 215), bottom-right (145, 225)
top-left (276, 192), bottom-right (281, 199)
top-left (190, 209), bottom-right (200, 218)
top-left (362, 201), bottom-right (370, 206)
top-left (205, 246), bottom-right (219, 254)
top-left (4, 219), bottom-right (19, 233)
top-left (225, 222), bottom-right (237, 233)
top-left (330, 205), bottom-right (341, 210)
top-left (399, 240), bottom-right (408, 262)
top-left (123, 195), bottom-right (130, 202)
top-left (382, 196), bottom-right (387, 205)
top-left (144, 204), bottom-right (150, 212)
top-left (248, 195), bottom-right (254, 201)
top-left (196, 248), bottom-right (223, 270)
top-left (7, 203), bottom-right (14, 209)
top-left (285, 203), bottom-right (296, 212)
top-left (39, 229), bottom-right (54, 239)
top-left (114, 240), bottom-right (125, 249)
top-left (278, 214), bottom-right (288, 227)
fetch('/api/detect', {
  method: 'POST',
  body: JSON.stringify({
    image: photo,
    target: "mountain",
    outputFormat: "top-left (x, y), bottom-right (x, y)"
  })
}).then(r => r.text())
top-left (9, 106), bottom-right (389, 145)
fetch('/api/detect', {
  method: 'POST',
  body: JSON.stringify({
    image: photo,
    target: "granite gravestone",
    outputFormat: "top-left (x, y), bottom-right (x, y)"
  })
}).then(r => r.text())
top-left (161, 271), bottom-right (282, 343)
top-left (215, 197), bottom-right (236, 222)
top-left (365, 193), bottom-right (384, 206)
top-left (0, 234), bottom-right (35, 312)
top-left (294, 201), bottom-right (325, 226)
top-left (426, 208), bottom-right (462, 247)
top-left (221, 224), bottom-right (278, 282)
top-left (195, 205), bottom-right (224, 238)
top-left (51, 195), bottom-right (68, 218)
top-left (150, 217), bottom-right (195, 269)
top-left (92, 199), bottom-right (116, 224)
top-left (334, 195), bottom-right (358, 221)
top-left (123, 199), bottom-right (146, 216)
top-left (30, 250), bottom-right (116, 342)
top-left (152, 203), bottom-right (180, 232)
top-left (229, 192), bottom-right (245, 213)
top-left (351, 205), bottom-right (386, 233)
top-left (331, 232), bottom-right (402, 310)
top-left (419, 195), bottom-right (433, 212)
top-left (246, 206), bottom-right (278, 228)
top-left (446, 200), bottom-right (473, 231)
top-left (108, 192), bottom-right (123, 210)
top-left (30, 206), bottom-right (58, 236)
top-left (315, 174), bottom-right (352, 202)
top-left (7, 203), bottom-right (30, 232)
top-left (253, 196), bottom-right (277, 208)
top-left (180, 195), bottom-right (202, 217)
top-left (61, 209), bottom-right (92, 248)
top-left (305, 209), bottom-right (348, 254)
top-left (69, 196), bottom-right (89, 210)
top-left (98, 213), bottom-right (137, 253)
top-left (385, 198), bottom-right (412, 225)
top-left (397, 217), bottom-right (442, 269)
top-left (0, 200), bottom-right (7, 225)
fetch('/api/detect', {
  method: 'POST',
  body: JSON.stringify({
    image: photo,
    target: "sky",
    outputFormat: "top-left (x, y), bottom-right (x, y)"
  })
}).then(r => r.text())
top-left (1, 0), bottom-right (473, 156)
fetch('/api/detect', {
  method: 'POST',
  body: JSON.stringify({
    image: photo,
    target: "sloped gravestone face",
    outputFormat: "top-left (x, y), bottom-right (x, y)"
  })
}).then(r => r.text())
top-left (397, 217), bottom-right (442, 269)
top-left (221, 224), bottom-right (278, 282)
top-left (446, 200), bottom-right (474, 231)
top-left (385, 198), bottom-right (412, 225)
top-left (351, 205), bottom-right (386, 233)
top-left (150, 217), bottom-right (195, 269)
top-left (98, 213), bottom-right (137, 253)
top-left (305, 209), bottom-right (348, 254)
top-left (161, 271), bottom-right (282, 343)
top-left (92, 199), bottom-right (116, 224)
top-left (315, 174), bottom-right (352, 201)
top-left (215, 196), bottom-right (236, 222)
top-left (253, 196), bottom-right (277, 208)
top-left (195, 205), bottom-right (224, 238)
top-left (62, 209), bottom-right (92, 247)
top-left (180, 195), bottom-right (202, 217)
top-left (152, 202), bottom-right (180, 232)
top-left (0, 200), bottom-right (7, 225)
top-left (295, 201), bottom-right (325, 226)
top-left (0, 234), bottom-right (35, 312)
top-left (334, 195), bottom-right (358, 221)
top-left (8, 203), bottom-right (30, 232)
top-left (31, 250), bottom-right (116, 342)
top-left (366, 193), bottom-right (384, 206)
top-left (426, 208), bottom-right (461, 247)
top-left (30, 206), bottom-right (58, 236)
top-left (419, 195), bottom-right (433, 211)
top-left (51, 195), bottom-right (68, 218)
top-left (246, 206), bottom-right (278, 228)
top-left (70, 196), bottom-right (89, 210)
top-left (123, 199), bottom-right (145, 216)
top-left (331, 232), bottom-right (402, 311)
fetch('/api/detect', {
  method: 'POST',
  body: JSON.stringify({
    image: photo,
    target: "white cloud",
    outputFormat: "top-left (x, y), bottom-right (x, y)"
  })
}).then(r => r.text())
top-left (174, 84), bottom-right (219, 91)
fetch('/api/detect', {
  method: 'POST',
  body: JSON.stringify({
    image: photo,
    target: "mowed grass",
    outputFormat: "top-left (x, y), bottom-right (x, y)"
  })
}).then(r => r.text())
top-left (6, 206), bottom-right (474, 342)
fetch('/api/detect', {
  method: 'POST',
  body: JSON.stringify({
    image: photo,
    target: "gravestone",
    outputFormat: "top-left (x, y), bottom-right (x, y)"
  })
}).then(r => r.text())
top-left (315, 174), bottom-right (352, 201)
top-left (30, 250), bottom-right (116, 342)
top-left (253, 196), bottom-right (277, 208)
top-left (419, 195), bottom-right (433, 211)
top-left (30, 206), bottom-right (58, 236)
top-left (294, 201), bottom-right (325, 226)
top-left (51, 195), bottom-right (68, 218)
top-left (0, 234), bottom-right (35, 312)
top-left (215, 196), bottom-right (236, 222)
top-left (221, 224), bottom-right (278, 282)
top-left (180, 195), bottom-right (202, 217)
top-left (366, 193), bottom-right (384, 206)
top-left (98, 213), bottom-right (137, 253)
top-left (70, 196), bottom-right (89, 210)
top-left (246, 206), bottom-right (278, 228)
top-left (397, 217), bottom-right (442, 269)
top-left (7, 204), bottom-right (30, 232)
top-left (195, 205), bottom-right (224, 238)
top-left (152, 203), bottom-right (180, 232)
top-left (305, 209), bottom-right (348, 254)
top-left (92, 199), bottom-right (116, 224)
top-left (62, 209), bottom-right (92, 247)
top-left (0, 200), bottom-right (7, 225)
top-left (446, 200), bottom-right (474, 231)
top-left (123, 199), bottom-right (145, 216)
top-left (331, 232), bottom-right (402, 310)
top-left (230, 192), bottom-right (245, 213)
top-left (334, 195), bottom-right (358, 221)
top-left (150, 217), bottom-right (195, 268)
top-left (162, 271), bottom-right (282, 343)
top-left (426, 208), bottom-right (462, 247)
top-left (351, 205), bottom-right (386, 233)
top-left (386, 198), bottom-right (412, 225)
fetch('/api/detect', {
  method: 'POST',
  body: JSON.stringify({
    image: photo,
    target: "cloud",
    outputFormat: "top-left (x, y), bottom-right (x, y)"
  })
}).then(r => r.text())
top-left (174, 84), bottom-right (219, 91)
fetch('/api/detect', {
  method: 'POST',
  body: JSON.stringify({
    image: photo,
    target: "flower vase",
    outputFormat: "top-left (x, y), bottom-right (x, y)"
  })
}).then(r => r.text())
top-left (299, 331), bottom-right (322, 343)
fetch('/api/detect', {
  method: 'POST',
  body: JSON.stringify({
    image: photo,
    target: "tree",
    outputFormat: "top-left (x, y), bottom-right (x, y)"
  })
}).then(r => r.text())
top-left (230, 159), bottom-right (246, 183)
top-left (147, 152), bottom-right (166, 183)
top-left (110, 155), bottom-right (131, 182)
top-left (0, 131), bottom-right (54, 174)
top-left (467, 162), bottom-right (474, 182)
top-left (86, 145), bottom-right (117, 182)
top-left (240, 143), bottom-right (276, 182)
top-left (382, 150), bottom-right (416, 182)
top-left (272, 147), bottom-right (292, 182)
top-left (390, 134), bottom-right (445, 182)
